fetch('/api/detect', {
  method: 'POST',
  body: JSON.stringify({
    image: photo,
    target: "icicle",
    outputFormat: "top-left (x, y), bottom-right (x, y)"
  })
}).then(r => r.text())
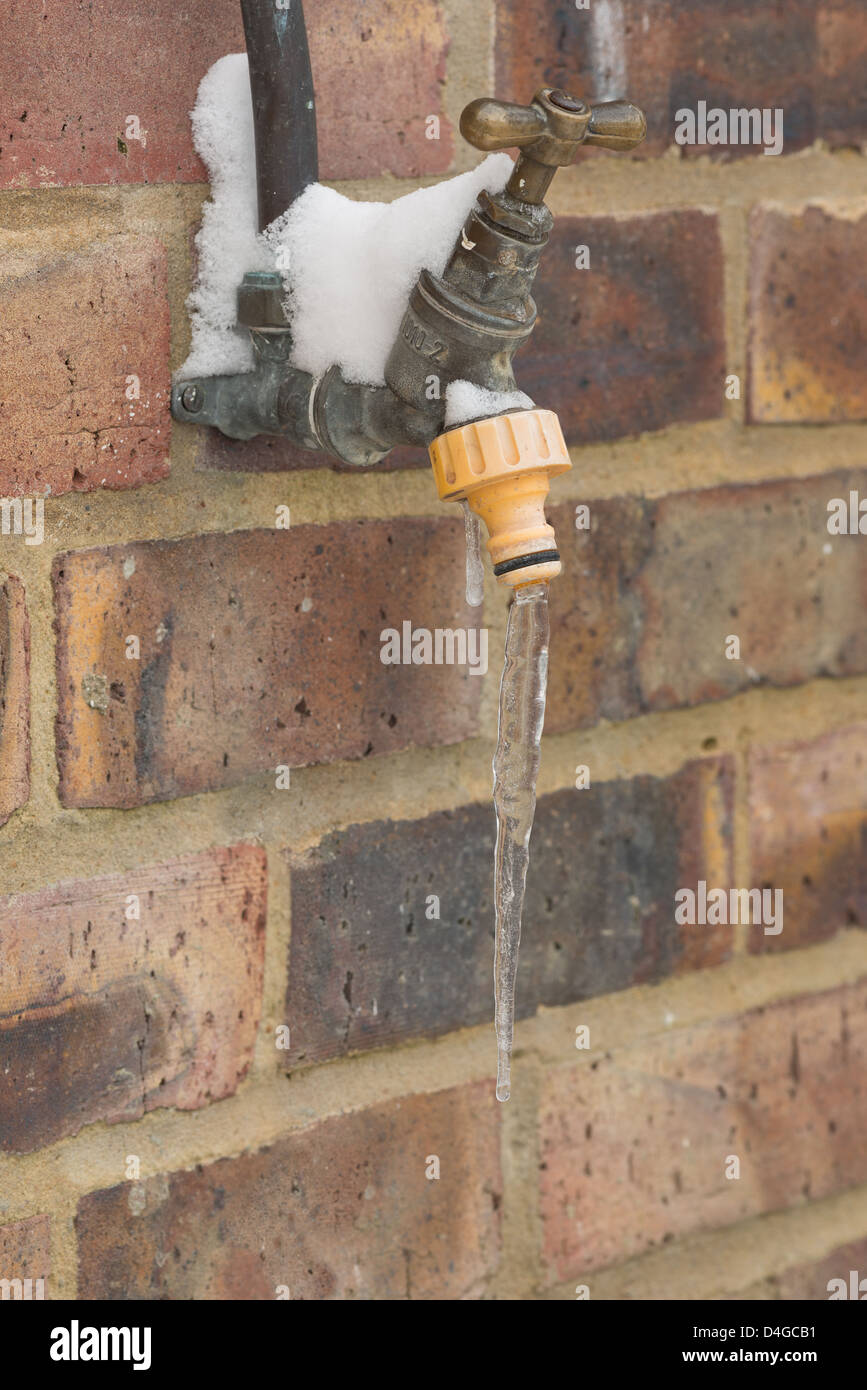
top-left (461, 499), bottom-right (484, 607)
top-left (491, 582), bottom-right (549, 1101)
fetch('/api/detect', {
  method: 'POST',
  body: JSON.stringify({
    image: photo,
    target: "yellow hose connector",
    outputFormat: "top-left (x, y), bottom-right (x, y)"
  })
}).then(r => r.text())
top-left (428, 408), bottom-right (572, 587)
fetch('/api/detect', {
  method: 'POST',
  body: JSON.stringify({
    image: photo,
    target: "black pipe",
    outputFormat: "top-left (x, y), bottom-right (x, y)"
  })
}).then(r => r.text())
top-left (240, 0), bottom-right (318, 232)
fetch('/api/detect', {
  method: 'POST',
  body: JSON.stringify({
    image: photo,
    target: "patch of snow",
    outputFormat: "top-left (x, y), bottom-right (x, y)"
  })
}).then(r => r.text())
top-left (177, 53), bottom-right (513, 388)
top-left (179, 54), bottom-right (274, 380)
top-left (444, 380), bottom-right (534, 428)
top-left (265, 155), bottom-right (513, 384)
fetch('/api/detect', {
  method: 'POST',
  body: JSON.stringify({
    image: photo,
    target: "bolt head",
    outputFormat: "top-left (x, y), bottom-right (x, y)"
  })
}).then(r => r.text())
top-left (181, 384), bottom-right (203, 413)
top-left (548, 89), bottom-right (588, 114)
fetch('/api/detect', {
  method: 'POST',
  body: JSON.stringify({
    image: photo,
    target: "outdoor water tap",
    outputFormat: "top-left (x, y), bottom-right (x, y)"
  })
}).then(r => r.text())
top-left (400, 87), bottom-right (646, 586)
top-left (171, 0), bottom-right (646, 584)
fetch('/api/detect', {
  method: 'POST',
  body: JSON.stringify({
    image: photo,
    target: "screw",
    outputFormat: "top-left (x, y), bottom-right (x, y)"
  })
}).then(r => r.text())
top-left (180, 384), bottom-right (203, 413)
top-left (549, 89), bottom-right (588, 114)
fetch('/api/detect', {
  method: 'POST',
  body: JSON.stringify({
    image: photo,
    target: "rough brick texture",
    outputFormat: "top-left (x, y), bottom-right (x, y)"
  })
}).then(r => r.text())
top-left (0, 238), bottom-right (171, 496)
top-left (546, 469), bottom-right (867, 733)
top-left (520, 212), bottom-right (725, 445)
top-left (539, 981), bottom-right (867, 1281)
top-left (53, 518), bottom-right (479, 807)
top-left (76, 1083), bottom-right (500, 1300)
top-left (497, 0), bottom-right (867, 157)
top-left (0, 574), bottom-right (29, 826)
top-left (284, 757), bottom-right (732, 1066)
top-left (749, 206), bottom-right (867, 424)
top-left (749, 724), bottom-right (867, 954)
top-left (0, 0), bottom-right (451, 189)
top-left (0, 846), bottom-right (266, 1152)
top-left (0, 1215), bottom-right (50, 1284)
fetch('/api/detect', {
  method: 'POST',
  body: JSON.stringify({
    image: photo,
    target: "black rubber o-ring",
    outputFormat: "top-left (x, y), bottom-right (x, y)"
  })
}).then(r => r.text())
top-left (493, 550), bottom-right (560, 577)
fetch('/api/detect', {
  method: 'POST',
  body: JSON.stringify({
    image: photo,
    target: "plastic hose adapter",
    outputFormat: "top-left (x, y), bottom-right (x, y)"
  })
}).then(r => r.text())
top-left (428, 409), bottom-right (572, 587)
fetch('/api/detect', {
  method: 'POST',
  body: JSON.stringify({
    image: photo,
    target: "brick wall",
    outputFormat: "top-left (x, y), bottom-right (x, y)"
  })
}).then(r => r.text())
top-left (1, 0), bottom-right (866, 1301)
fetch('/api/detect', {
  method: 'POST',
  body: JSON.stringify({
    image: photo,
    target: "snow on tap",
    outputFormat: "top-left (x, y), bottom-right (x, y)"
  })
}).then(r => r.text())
top-left (178, 53), bottom-right (514, 388)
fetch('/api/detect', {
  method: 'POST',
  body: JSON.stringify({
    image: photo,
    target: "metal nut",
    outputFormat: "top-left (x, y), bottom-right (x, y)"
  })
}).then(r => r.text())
top-left (548, 89), bottom-right (588, 114)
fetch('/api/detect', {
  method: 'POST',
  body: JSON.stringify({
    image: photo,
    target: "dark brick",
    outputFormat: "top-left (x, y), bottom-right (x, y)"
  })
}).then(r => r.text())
top-left (0, 846), bottom-right (266, 1152)
top-left (76, 1083), bottom-right (501, 1300)
top-left (0, 238), bottom-right (171, 496)
top-left (0, 0), bottom-right (451, 189)
top-left (496, 0), bottom-right (867, 158)
top-left (284, 757), bottom-right (732, 1066)
top-left (815, 3), bottom-right (867, 148)
top-left (546, 469), bottom-right (867, 734)
top-left (546, 494), bottom-right (651, 731)
top-left (540, 980), bottom-right (867, 1281)
top-left (0, 574), bottom-right (29, 826)
top-left (749, 724), bottom-right (867, 954)
top-left (749, 206), bottom-right (867, 424)
top-left (53, 518), bottom-right (480, 807)
top-left (519, 212), bottom-right (725, 446)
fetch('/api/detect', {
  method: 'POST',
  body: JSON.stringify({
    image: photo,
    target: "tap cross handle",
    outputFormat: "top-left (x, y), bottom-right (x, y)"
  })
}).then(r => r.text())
top-left (460, 87), bottom-right (646, 204)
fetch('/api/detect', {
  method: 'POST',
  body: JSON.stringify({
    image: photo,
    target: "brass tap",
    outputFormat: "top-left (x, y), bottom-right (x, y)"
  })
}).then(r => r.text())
top-left (171, 2), bottom-right (648, 482)
top-left (461, 87), bottom-right (647, 203)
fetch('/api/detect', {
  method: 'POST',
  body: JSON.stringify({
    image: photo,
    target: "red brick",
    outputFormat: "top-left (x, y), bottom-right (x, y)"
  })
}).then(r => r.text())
top-left (76, 1083), bottom-right (501, 1299)
top-left (0, 0), bottom-right (450, 189)
top-left (0, 574), bottom-right (29, 826)
top-left (0, 238), bottom-right (171, 496)
top-left (284, 758), bottom-right (732, 1067)
top-left (0, 1216), bottom-right (50, 1284)
top-left (749, 206), bottom-right (867, 424)
top-left (53, 518), bottom-right (480, 808)
top-left (749, 724), bottom-right (867, 954)
top-left (308, 0), bottom-right (452, 180)
top-left (539, 981), bottom-right (867, 1281)
top-left (0, 845), bottom-right (266, 1153)
top-left (726, 1236), bottom-right (867, 1300)
top-left (546, 469), bottom-right (867, 733)
top-left (519, 212), bottom-right (725, 446)
top-left (496, 0), bottom-right (867, 158)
